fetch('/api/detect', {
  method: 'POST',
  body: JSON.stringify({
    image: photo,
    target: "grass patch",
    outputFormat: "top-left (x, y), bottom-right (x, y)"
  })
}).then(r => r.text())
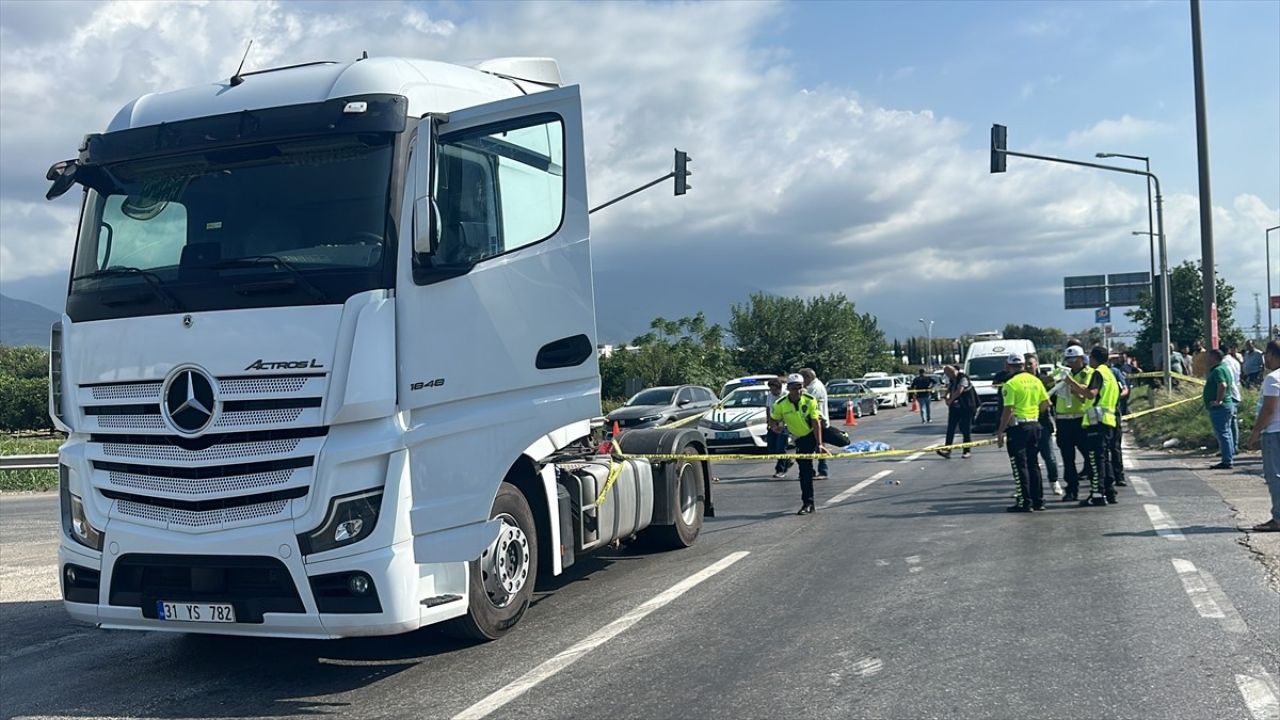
top-left (0, 432), bottom-right (62, 492)
top-left (1127, 383), bottom-right (1257, 453)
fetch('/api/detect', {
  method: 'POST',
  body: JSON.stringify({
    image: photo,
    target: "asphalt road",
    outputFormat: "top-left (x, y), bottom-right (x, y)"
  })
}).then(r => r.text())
top-left (3, 407), bottom-right (1278, 720)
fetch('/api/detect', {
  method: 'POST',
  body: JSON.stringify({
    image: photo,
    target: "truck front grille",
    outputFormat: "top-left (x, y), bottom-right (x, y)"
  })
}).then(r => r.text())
top-left (79, 375), bottom-right (329, 531)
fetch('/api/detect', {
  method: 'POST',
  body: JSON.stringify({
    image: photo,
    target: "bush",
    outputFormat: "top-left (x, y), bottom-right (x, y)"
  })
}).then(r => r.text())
top-left (1129, 383), bottom-right (1258, 452)
top-left (0, 345), bottom-right (52, 431)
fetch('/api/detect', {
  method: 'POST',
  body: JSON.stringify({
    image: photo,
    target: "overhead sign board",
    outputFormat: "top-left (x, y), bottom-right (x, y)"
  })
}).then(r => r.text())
top-left (1065, 275), bottom-right (1107, 310)
top-left (1064, 272), bottom-right (1150, 310)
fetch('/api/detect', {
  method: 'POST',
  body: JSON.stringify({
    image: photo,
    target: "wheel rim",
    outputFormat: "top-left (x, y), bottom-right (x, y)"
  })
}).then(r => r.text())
top-left (677, 459), bottom-right (700, 525)
top-left (479, 513), bottom-right (530, 609)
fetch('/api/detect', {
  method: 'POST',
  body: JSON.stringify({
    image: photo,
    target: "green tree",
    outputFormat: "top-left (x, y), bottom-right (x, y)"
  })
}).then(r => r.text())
top-left (1125, 260), bottom-right (1244, 366)
top-left (598, 313), bottom-right (742, 400)
top-left (0, 345), bottom-right (52, 431)
top-left (1001, 324), bottom-right (1069, 363)
top-left (729, 293), bottom-right (886, 380)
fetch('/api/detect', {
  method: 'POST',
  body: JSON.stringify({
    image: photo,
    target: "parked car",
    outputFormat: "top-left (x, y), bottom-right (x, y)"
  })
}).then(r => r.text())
top-left (699, 386), bottom-right (777, 452)
top-left (720, 373), bottom-right (781, 398)
top-left (607, 384), bottom-right (718, 430)
top-left (860, 372), bottom-right (909, 407)
top-left (826, 379), bottom-right (878, 419)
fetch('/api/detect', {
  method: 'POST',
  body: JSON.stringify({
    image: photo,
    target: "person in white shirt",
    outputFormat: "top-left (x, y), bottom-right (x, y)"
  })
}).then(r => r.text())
top-left (800, 367), bottom-right (830, 479)
top-left (1223, 342), bottom-right (1244, 454)
top-left (1245, 340), bottom-right (1280, 532)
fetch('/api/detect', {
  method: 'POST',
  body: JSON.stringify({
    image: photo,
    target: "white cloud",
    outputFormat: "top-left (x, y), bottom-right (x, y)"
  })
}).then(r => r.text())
top-left (1065, 114), bottom-right (1167, 149)
top-left (0, 0), bottom-right (1275, 341)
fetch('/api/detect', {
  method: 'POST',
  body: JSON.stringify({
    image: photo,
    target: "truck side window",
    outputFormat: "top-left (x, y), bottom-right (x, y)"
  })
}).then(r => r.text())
top-left (435, 116), bottom-right (564, 266)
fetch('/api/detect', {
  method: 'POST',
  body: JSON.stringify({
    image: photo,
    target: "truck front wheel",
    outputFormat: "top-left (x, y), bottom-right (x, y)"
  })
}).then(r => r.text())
top-left (446, 483), bottom-right (538, 642)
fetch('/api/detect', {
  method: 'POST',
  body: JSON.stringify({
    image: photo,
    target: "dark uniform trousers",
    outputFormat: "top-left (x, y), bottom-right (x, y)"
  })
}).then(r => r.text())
top-left (793, 431), bottom-right (818, 505)
top-left (1109, 414), bottom-right (1126, 484)
top-left (1006, 423), bottom-right (1043, 507)
top-left (946, 404), bottom-right (973, 448)
top-left (1056, 417), bottom-right (1085, 494)
top-left (1083, 424), bottom-right (1117, 498)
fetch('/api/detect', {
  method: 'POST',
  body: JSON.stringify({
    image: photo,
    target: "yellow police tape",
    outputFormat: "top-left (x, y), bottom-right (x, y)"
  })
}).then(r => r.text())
top-left (593, 392), bottom-right (1202, 505)
top-left (1128, 371), bottom-right (1206, 385)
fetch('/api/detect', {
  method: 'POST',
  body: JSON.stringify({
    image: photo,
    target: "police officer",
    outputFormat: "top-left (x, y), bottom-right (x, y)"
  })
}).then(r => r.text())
top-left (771, 373), bottom-right (828, 515)
top-left (996, 353), bottom-right (1050, 512)
top-left (1065, 345), bottom-right (1121, 506)
top-left (1054, 345), bottom-right (1092, 502)
top-left (1024, 353), bottom-right (1061, 496)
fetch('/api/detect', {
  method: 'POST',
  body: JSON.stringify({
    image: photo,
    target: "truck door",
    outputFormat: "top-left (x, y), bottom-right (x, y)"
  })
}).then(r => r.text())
top-left (396, 85), bottom-right (599, 561)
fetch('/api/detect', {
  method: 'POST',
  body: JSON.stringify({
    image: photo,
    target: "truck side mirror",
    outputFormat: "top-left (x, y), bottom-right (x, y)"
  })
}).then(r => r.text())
top-left (46, 160), bottom-right (79, 201)
top-left (413, 196), bottom-right (439, 256)
top-left (412, 114), bottom-right (447, 257)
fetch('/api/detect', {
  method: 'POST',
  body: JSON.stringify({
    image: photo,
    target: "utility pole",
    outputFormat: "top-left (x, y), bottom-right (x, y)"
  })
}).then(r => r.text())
top-left (1190, 0), bottom-right (1218, 348)
top-left (1254, 293), bottom-right (1263, 341)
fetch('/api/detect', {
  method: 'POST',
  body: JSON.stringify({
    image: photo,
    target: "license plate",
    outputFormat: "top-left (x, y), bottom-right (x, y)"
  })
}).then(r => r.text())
top-left (715, 431), bottom-right (738, 439)
top-left (156, 601), bottom-right (236, 623)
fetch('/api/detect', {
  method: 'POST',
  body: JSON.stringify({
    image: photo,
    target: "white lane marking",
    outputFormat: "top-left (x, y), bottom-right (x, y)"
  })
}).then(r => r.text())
top-left (1235, 671), bottom-right (1280, 720)
top-left (1144, 504), bottom-right (1186, 541)
top-left (898, 443), bottom-right (943, 464)
top-left (1171, 558), bottom-right (1225, 619)
top-left (851, 657), bottom-right (884, 677)
top-left (824, 470), bottom-right (893, 507)
top-left (905, 556), bottom-right (922, 573)
top-left (875, 559), bottom-right (890, 566)
top-left (904, 555), bottom-right (920, 564)
top-left (451, 551), bottom-right (750, 720)
top-left (1170, 558), bottom-right (1248, 633)
top-left (1130, 476), bottom-right (1155, 497)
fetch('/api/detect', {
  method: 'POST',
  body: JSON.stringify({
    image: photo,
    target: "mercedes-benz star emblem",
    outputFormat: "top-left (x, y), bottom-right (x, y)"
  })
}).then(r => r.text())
top-left (163, 368), bottom-right (217, 435)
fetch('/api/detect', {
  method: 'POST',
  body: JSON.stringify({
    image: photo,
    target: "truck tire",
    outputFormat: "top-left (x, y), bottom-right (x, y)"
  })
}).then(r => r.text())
top-left (444, 482), bottom-right (538, 642)
top-left (647, 442), bottom-right (705, 549)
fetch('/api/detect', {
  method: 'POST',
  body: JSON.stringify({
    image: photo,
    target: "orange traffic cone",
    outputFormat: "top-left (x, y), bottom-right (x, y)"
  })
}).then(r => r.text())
top-left (844, 400), bottom-right (857, 427)
top-left (910, 396), bottom-right (919, 413)
top-left (612, 420), bottom-right (621, 438)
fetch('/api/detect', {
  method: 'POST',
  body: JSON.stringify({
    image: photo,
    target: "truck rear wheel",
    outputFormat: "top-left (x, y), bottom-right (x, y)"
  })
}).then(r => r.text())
top-left (648, 443), bottom-right (704, 549)
top-left (445, 483), bottom-right (538, 642)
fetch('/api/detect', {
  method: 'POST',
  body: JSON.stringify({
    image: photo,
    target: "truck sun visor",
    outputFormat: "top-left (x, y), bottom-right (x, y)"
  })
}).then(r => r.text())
top-left (80, 94), bottom-right (408, 166)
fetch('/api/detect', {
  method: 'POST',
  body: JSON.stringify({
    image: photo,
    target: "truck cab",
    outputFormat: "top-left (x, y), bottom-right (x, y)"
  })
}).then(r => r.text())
top-left (46, 56), bottom-right (708, 641)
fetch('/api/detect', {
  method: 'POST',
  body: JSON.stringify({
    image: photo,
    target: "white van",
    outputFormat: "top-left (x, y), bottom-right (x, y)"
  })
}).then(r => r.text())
top-left (964, 339), bottom-right (1037, 425)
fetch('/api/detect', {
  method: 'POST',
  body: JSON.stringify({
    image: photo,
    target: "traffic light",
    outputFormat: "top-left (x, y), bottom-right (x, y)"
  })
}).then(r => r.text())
top-left (674, 148), bottom-right (692, 195)
top-left (990, 124), bottom-right (1007, 173)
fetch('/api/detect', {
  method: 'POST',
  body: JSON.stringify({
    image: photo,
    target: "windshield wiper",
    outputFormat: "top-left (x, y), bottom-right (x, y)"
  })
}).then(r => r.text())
top-left (213, 255), bottom-right (331, 303)
top-left (71, 267), bottom-right (184, 312)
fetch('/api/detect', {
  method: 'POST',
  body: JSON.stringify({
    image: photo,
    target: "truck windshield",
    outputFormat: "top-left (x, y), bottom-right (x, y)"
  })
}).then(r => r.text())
top-left (67, 133), bottom-right (396, 321)
top-left (967, 356), bottom-right (1009, 381)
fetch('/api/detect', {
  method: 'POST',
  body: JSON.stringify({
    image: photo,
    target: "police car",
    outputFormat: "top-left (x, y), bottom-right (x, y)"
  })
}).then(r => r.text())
top-left (700, 385), bottom-right (776, 452)
top-left (720, 373), bottom-right (780, 398)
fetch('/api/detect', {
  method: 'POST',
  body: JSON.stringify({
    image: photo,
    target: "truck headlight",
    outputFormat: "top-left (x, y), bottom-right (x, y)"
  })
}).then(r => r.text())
top-left (298, 490), bottom-right (382, 555)
top-left (60, 466), bottom-right (103, 551)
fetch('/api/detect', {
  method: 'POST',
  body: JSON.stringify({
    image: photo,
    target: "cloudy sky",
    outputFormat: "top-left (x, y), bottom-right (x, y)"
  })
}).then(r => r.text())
top-left (0, 0), bottom-right (1277, 344)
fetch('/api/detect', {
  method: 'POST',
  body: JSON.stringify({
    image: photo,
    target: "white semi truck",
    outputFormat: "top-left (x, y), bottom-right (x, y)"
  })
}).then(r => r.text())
top-left (45, 55), bottom-right (713, 640)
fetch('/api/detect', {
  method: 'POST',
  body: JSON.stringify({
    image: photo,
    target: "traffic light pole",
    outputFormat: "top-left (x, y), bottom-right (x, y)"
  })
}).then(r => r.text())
top-left (993, 144), bottom-right (1172, 393)
top-left (589, 148), bottom-right (691, 215)
top-left (588, 172), bottom-right (675, 214)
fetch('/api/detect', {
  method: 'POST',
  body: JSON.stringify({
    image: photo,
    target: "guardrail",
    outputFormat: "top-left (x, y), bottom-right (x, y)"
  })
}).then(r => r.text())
top-left (0, 454), bottom-right (58, 470)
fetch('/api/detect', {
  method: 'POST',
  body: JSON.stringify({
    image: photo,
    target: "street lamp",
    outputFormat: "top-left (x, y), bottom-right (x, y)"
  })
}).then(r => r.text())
top-left (918, 318), bottom-right (934, 369)
top-left (1098, 153), bottom-right (1155, 289)
top-left (1268, 225), bottom-right (1280, 338)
